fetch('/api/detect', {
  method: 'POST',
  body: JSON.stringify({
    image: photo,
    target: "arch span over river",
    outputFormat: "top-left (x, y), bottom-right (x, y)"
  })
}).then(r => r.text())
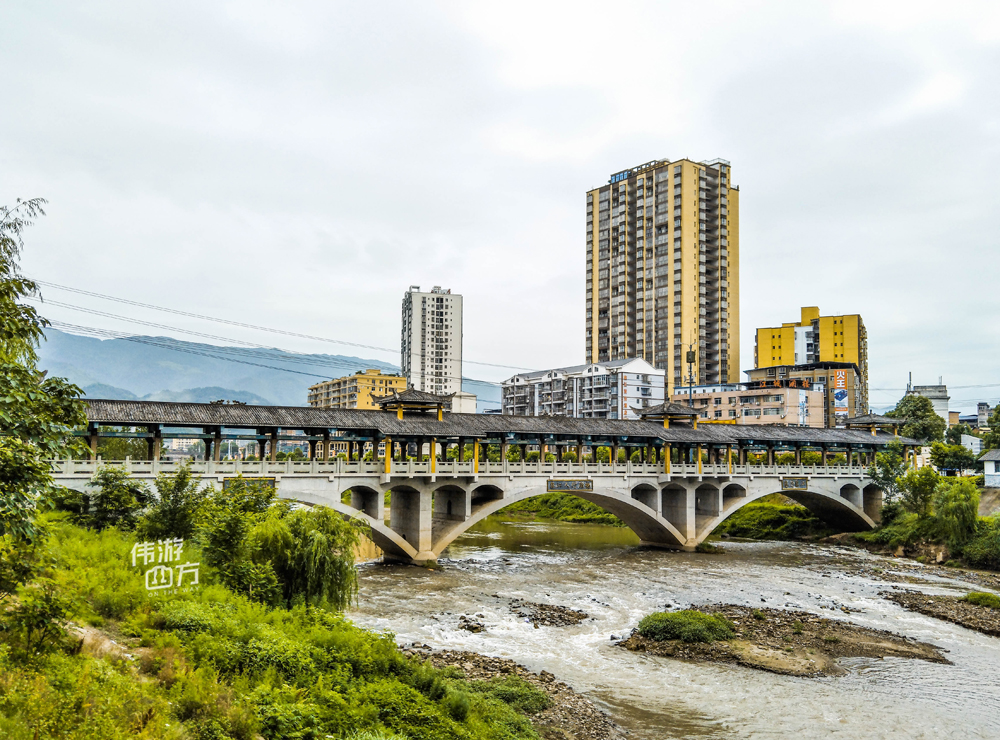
top-left (54, 399), bottom-right (911, 562)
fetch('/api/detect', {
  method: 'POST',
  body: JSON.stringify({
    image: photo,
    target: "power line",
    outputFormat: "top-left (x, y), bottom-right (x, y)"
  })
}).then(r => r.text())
top-left (32, 278), bottom-right (534, 372)
top-left (33, 297), bottom-right (504, 389)
top-left (47, 320), bottom-right (503, 402)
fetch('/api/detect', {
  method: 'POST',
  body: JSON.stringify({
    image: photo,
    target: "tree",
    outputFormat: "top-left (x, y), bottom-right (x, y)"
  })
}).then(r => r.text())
top-left (929, 442), bottom-right (977, 474)
top-left (89, 466), bottom-right (151, 530)
top-left (135, 463), bottom-right (211, 541)
top-left (868, 439), bottom-right (907, 505)
top-left (253, 507), bottom-right (364, 610)
top-left (934, 478), bottom-right (980, 547)
top-left (0, 199), bottom-right (87, 542)
top-left (898, 466), bottom-right (939, 518)
top-left (886, 394), bottom-right (945, 443)
top-left (945, 423), bottom-right (974, 446)
top-left (0, 198), bottom-right (53, 365)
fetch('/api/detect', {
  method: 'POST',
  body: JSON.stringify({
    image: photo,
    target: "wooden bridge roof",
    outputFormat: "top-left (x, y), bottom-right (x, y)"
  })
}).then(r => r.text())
top-left (82, 399), bottom-right (919, 448)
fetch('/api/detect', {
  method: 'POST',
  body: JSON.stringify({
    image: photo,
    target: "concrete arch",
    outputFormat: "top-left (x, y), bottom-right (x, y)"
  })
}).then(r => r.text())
top-left (290, 494), bottom-right (417, 561)
top-left (696, 484), bottom-right (877, 542)
top-left (429, 483), bottom-right (687, 558)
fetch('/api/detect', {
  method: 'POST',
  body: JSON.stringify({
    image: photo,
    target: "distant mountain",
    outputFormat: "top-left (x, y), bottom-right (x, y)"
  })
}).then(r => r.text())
top-left (41, 329), bottom-right (501, 411)
top-left (143, 387), bottom-right (275, 405)
top-left (81, 383), bottom-right (139, 400)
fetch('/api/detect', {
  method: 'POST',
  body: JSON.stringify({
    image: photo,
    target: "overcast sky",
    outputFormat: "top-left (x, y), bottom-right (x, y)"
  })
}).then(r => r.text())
top-left (3, 1), bottom-right (999, 412)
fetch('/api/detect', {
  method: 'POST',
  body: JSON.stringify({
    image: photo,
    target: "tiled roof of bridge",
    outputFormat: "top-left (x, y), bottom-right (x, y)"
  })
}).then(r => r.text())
top-left (83, 399), bottom-right (919, 447)
top-left (371, 388), bottom-right (453, 406)
top-left (843, 413), bottom-right (903, 426)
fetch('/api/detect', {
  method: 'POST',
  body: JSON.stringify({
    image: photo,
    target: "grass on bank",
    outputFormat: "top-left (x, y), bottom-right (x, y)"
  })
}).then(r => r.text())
top-left (961, 592), bottom-right (1000, 609)
top-left (710, 495), bottom-right (836, 541)
top-left (497, 494), bottom-right (624, 526)
top-left (0, 515), bottom-right (549, 740)
top-left (636, 611), bottom-right (735, 643)
top-left (496, 493), bottom-right (835, 541)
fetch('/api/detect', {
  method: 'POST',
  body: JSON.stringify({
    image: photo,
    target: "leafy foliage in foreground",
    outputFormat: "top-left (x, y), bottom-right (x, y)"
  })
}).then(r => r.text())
top-left (637, 610), bottom-right (735, 643)
top-left (0, 519), bottom-right (544, 740)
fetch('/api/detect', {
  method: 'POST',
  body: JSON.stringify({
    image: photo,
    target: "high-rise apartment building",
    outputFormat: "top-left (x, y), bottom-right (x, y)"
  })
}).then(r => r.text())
top-left (401, 285), bottom-right (463, 395)
top-left (753, 306), bottom-right (869, 421)
top-left (585, 158), bottom-right (740, 395)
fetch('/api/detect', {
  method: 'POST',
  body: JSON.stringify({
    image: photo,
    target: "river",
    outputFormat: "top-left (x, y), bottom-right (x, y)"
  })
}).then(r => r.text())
top-left (350, 519), bottom-right (1000, 739)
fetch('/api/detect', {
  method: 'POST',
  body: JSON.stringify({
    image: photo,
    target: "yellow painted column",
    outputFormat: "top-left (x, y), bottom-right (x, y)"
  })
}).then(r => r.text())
top-left (384, 437), bottom-right (392, 474)
top-left (474, 439), bottom-right (480, 474)
top-left (727, 445), bottom-right (732, 473)
top-left (430, 438), bottom-right (437, 473)
top-left (697, 445), bottom-right (703, 474)
top-left (397, 408), bottom-right (403, 420)
top-left (665, 444), bottom-right (671, 474)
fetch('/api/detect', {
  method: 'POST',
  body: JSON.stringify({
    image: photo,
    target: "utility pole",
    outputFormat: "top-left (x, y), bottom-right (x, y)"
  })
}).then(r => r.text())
top-left (686, 341), bottom-right (696, 407)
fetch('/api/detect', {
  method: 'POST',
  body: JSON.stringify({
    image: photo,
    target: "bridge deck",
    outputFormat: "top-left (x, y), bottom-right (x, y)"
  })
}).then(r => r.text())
top-left (49, 457), bottom-right (877, 480)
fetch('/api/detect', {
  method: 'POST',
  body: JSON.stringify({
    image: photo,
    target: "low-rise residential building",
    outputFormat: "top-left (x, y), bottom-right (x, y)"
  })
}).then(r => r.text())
top-left (502, 358), bottom-right (665, 420)
top-left (307, 369), bottom-right (407, 410)
top-left (670, 378), bottom-right (825, 427)
top-left (744, 361), bottom-right (863, 427)
top-left (981, 449), bottom-right (1000, 487)
top-left (962, 434), bottom-right (983, 456)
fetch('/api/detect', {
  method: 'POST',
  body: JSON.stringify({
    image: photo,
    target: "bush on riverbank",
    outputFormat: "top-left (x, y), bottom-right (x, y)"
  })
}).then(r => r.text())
top-left (0, 516), bottom-right (547, 739)
top-left (858, 474), bottom-right (999, 569)
top-left (961, 592), bottom-right (1000, 609)
top-left (711, 495), bottom-right (837, 541)
top-left (498, 494), bottom-right (624, 526)
top-left (637, 610), bottom-right (735, 643)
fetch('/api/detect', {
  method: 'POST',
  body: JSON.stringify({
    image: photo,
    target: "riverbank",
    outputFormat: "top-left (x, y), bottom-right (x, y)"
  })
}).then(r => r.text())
top-left (618, 604), bottom-right (949, 677)
top-left (403, 645), bottom-right (625, 740)
top-left (884, 590), bottom-right (1000, 637)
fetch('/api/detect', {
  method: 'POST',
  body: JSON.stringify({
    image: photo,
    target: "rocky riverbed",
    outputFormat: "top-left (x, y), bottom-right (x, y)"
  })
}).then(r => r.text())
top-left (402, 644), bottom-right (625, 740)
top-left (618, 604), bottom-right (949, 677)
top-left (510, 598), bottom-right (589, 627)
top-left (885, 590), bottom-right (1000, 637)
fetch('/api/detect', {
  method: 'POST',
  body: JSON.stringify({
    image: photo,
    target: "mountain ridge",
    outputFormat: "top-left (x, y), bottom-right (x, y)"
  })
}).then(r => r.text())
top-left (40, 328), bottom-right (501, 411)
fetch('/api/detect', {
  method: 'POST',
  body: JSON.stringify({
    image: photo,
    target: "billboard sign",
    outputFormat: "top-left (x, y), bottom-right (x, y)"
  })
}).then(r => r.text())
top-left (833, 370), bottom-right (849, 427)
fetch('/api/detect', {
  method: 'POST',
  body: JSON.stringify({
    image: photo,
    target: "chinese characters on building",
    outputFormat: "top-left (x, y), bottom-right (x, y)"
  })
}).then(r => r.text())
top-left (131, 539), bottom-right (200, 593)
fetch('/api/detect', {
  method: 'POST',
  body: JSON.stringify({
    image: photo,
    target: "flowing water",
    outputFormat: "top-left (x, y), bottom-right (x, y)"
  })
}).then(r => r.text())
top-left (350, 520), bottom-right (1000, 739)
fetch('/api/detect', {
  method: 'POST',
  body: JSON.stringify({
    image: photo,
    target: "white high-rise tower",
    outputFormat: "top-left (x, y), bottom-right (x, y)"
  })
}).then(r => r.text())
top-left (401, 285), bottom-right (464, 395)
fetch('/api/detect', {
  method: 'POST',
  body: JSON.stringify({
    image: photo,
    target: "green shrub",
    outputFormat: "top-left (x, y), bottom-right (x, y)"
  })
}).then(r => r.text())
top-left (468, 675), bottom-right (551, 715)
top-left (637, 610), bottom-right (735, 643)
top-left (3, 579), bottom-right (71, 655)
top-left (792, 620), bottom-right (803, 634)
top-left (961, 592), bottom-right (1000, 609)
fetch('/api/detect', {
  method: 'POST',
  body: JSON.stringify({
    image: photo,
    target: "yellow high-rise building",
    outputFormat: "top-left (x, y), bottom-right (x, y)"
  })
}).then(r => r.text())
top-left (307, 369), bottom-right (406, 410)
top-left (752, 307), bottom-right (869, 425)
top-left (585, 158), bottom-right (740, 394)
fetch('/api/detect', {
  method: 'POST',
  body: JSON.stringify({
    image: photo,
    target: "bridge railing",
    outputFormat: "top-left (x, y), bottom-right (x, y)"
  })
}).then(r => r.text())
top-left (49, 458), bottom-right (872, 480)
